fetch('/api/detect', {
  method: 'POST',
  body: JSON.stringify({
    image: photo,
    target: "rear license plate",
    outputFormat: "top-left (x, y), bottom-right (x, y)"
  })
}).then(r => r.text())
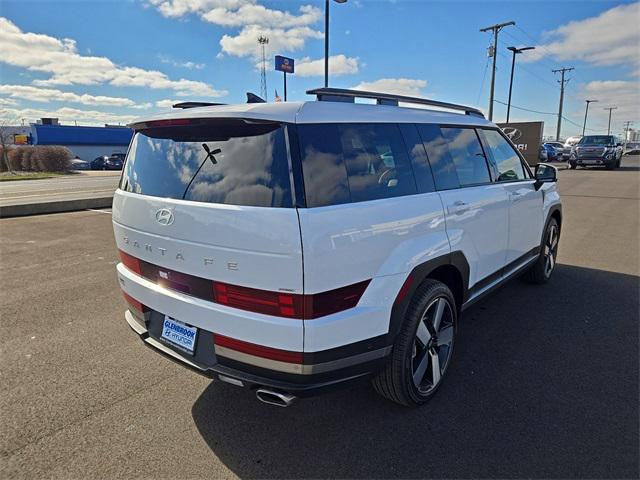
top-left (161, 316), bottom-right (198, 353)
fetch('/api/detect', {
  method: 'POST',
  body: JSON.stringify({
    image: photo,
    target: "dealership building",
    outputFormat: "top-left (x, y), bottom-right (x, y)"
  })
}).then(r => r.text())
top-left (8, 119), bottom-right (133, 161)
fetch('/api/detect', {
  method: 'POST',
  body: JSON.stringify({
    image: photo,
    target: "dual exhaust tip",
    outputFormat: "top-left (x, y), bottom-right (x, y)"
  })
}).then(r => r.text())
top-left (255, 388), bottom-right (297, 407)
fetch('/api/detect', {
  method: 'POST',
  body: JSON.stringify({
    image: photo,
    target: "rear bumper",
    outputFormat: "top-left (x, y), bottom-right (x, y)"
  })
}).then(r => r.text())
top-left (125, 310), bottom-right (388, 396)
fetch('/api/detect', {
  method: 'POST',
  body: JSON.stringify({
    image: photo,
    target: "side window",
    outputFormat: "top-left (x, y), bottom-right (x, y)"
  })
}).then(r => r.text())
top-left (338, 124), bottom-right (418, 203)
top-left (440, 127), bottom-right (491, 186)
top-left (398, 124), bottom-right (435, 193)
top-left (298, 124), bottom-right (418, 207)
top-left (297, 124), bottom-right (350, 208)
top-left (479, 129), bottom-right (527, 182)
top-left (416, 124), bottom-right (459, 190)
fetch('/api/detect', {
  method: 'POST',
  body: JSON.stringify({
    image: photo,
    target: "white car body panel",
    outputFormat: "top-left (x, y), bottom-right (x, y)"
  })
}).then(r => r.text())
top-left (500, 180), bottom-right (544, 264)
top-left (438, 184), bottom-right (509, 289)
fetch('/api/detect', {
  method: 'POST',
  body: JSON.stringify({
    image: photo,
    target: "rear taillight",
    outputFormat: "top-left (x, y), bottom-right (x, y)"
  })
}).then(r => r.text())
top-left (213, 282), bottom-right (304, 318)
top-left (303, 280), bottom-right (371, 319)
top-left (122, 291), bottom-right (148, 313)
top-left (119, 250), bottom-right (142, 275)
top-left (214, 334), bottom-right (303, 363)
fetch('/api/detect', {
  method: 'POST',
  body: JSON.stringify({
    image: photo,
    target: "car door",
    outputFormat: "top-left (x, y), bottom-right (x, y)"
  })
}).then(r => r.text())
top-left (478, 128), bottom-right (543, 266)
top-left (417, 124), bottom-right (509, 290)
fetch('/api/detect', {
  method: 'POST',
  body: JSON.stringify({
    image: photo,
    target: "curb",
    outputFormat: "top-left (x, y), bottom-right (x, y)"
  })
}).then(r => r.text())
top-left (0, 197), bottom-right (113, 218)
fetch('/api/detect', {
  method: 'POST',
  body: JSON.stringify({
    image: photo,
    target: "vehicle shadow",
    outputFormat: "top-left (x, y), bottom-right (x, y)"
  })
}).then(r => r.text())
top-left (191, 264), bottom-right (639, 479)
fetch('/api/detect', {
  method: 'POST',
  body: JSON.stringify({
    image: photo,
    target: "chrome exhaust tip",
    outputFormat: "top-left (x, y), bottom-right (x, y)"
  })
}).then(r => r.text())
top-left (256, 388), bottom-right (297, 407)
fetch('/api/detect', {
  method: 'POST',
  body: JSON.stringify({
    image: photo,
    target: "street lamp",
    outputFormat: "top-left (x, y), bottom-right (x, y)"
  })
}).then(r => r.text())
top-left (325, 0), bottom-right (348, 88)
top-left (582, 99), bottom-right (598, 136)
top-left (506, 46), bottom-right (535, 123)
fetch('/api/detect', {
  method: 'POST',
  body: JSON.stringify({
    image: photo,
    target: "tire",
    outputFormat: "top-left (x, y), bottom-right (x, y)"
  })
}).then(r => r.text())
top-left (605, 161), bottom-right (616, 170)
top-left (524, 217), bottom-right (560, 284)
top-left (372, 279), bottom-right (457, 407)
top-left (569, 161), bottom-right (577, 169)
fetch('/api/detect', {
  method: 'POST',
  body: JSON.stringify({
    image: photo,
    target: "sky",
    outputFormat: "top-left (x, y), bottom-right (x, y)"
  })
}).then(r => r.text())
top-left (0, 0), bottom-right (638, 139)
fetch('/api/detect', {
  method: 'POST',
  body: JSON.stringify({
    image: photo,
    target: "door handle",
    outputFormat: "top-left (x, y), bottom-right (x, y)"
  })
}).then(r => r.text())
top-left (448, 201), bottom-right (469, 214)
top-left (510, 191), bottom-right (524, 201)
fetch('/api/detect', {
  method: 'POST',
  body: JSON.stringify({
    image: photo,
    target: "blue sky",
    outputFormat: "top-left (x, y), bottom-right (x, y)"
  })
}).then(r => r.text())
top-left (1, 0), bottom-right (638, 138)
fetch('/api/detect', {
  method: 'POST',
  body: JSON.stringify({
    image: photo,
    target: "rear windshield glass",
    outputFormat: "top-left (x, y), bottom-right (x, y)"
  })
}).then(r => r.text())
top-left (120, 120), bottom-right (293, 208)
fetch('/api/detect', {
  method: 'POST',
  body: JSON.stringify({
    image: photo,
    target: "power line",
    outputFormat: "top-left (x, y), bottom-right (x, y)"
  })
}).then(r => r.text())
top-left (494, 99), bottom-right (555, 115)
top-left (476, 56), bottom-right (490, 105)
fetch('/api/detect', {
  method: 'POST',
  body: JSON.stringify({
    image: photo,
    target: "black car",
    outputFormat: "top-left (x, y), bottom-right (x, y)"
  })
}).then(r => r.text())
top-left (91, 155), bottom-right (124, 170)
top-left (569, 135), bottom-right (623, 170)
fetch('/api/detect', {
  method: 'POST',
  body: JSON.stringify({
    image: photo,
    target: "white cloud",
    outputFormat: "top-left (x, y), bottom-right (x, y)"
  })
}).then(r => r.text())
top-left (155, 99), bottom-right (178, 108)
top-left (0, 84), bottom-right (152, 109)
top-left (0, 98), bottom-right (19, 107)
top-left (353, 78), bottom-right (428, 97)
top-left (158, 54), bottom-right (205, 70)
top-left (0, 17), bottom-right (226, 97)
top-left (296, 55), bottom-right (359, 77)
top-left (148, 1), bottom-right (324, 58)
top-left (0, 106), bottom-right (140, 127)
top-left (576, 80), bottom-right (640, 132)
top-left (522, 2), bottom-right (640, 70)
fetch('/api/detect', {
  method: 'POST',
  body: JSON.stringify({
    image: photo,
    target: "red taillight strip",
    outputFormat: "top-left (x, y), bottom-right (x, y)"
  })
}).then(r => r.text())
top-left (214, 334), bottom-right (303, 364)
top-left (118, 250), bottom-right (370, 319)
top-left (119, 250), bottom-right (142, 275)
top-left (122, 291), bottom-right (148, 313)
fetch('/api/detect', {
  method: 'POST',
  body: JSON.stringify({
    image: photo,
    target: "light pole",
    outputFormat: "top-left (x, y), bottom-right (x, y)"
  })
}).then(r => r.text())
top-left (603, 106), bottom-right (618, 136)
top-left (324, 0), bottom-right (348, 88)
top-left (506, 46), bottom-right (535, 123)
top-left (582, 99), bottom-right (598, 136)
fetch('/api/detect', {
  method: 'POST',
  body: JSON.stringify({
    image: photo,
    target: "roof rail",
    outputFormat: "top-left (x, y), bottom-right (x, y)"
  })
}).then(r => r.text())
top-left (172, 102), bottom-right (225, 109)
top-left (306, 88), bottom-right (484, 118)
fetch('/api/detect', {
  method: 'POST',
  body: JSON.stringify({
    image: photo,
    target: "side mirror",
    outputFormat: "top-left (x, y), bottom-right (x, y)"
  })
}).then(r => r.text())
top-left (534, 163), bottom-right (557, 190)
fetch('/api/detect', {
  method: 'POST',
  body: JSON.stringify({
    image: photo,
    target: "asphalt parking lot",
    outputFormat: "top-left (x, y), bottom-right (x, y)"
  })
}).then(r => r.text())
top-left (1, 158), bottom-right (638, 479)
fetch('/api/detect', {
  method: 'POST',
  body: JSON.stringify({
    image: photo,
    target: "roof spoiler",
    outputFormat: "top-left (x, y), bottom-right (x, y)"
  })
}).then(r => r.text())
top-left (306, 87), bottom-right (485, 118)
top-left (172, 102), bottom-right (225, 109)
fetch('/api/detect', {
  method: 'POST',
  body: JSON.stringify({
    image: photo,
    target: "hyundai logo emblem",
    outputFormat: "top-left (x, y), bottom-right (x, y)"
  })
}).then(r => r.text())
top-left (502, 127), bottom-right (523, 142)
top-left (155, 208), bottom-right (174, 226)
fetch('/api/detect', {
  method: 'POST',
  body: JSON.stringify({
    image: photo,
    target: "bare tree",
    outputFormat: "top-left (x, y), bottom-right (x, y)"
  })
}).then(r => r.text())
top-left (0, 112), bottom-right (19, 173)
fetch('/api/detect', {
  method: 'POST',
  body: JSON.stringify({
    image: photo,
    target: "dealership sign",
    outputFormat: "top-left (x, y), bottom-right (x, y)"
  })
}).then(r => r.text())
top-left (497, 121), bottom-right (544, 165)
top-left (275, 55), bottom-right (294, 74)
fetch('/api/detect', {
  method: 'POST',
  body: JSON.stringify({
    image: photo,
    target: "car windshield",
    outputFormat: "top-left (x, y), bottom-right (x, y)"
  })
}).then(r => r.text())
top-left (579, 136), bottom-right (613, 145)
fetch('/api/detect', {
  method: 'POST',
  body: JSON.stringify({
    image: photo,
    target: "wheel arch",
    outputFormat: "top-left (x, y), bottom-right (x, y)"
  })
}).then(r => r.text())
top-left (388, 252), bottom-right (470, 339)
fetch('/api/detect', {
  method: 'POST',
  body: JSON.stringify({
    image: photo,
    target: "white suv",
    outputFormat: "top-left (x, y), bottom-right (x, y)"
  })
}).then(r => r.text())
top-left (114, 88), bottom-right (561, 407)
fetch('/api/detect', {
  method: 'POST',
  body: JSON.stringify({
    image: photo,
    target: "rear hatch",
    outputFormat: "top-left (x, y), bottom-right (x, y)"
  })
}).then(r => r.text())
top-left (113, 117), bottom-right (303, 299)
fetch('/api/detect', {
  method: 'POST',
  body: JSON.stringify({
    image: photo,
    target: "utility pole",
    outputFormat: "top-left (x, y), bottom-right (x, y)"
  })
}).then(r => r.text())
top-left (603, 106), bottom-right (617, 136)
top-left (582, 99), bottom-right (598, 136)
top-left (506, 45), bottom-right (535, 123)
top-left (480, 20), bottom-right (515, 121)
top-left (258, 36), bottom-right (269, 101)
top-left (324, 0), bottom-right (348, 88)
top-left (552, 67), bottom-right (574, 141)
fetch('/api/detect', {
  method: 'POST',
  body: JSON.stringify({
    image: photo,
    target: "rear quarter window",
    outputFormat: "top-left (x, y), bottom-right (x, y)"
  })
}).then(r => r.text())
top-left (298, 123), bottom-right (418, 207)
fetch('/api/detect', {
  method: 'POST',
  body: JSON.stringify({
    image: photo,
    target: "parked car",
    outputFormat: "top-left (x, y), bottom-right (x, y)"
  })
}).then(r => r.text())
top-left (569, 135), bottom-right (623, 169)
top-left (114, 88), bottom-right (561, 407)
top-left (564, 136), bottom-right (582, 152)
top-left (70, 157), bottom-right (90, 170)
top-left (624, 142), bottom-right (640, 155)
top-left (540, 143), bottom-right (560, 162)
top-left (545, 142), bottom-right (566, 160)
top-left (91, 155), bottom-right (124, 170)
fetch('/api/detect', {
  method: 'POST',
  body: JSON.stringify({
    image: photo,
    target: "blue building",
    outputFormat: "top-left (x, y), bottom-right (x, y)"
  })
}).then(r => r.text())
top-left (31, 122), bottom-right (133, 161)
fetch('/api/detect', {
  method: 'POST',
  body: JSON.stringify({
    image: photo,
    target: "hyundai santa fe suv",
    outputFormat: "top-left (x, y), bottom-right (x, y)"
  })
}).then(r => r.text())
top-left (114, 88), bottom-right (562, 407)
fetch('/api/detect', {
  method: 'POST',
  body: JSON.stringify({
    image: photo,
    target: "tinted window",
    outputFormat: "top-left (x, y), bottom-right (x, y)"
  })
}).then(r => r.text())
top-left (298, 123), bottom-right (418, 207)
top-left (579, 135), bottom-right (614, 145)
top-left (121, 121), bottom-right (293, 208)
top-left (440, 127), bottom-right (491, 186)
top-left (296, 124), bottom-right (350, 207)
top-left (416, 124), bottom-right (459, 190)
top-left (479, 129), bottom-right (527, 181)
top-left (398, 124), bottom-right (435, 193)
